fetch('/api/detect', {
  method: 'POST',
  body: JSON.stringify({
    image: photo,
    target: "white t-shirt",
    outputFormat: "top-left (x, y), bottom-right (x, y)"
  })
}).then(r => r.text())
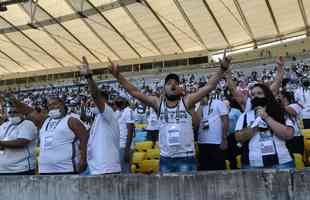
top-left (287, 104), bottom-right (303, 137)
top-left (294, 88), bottom-right (310, 119)
top-left (145, 109), bottom-right (160, 131)
top-left (0, 120), bottom-right (37, 173)
top-left (235, 110), bottom-right (293, 167)
top-left (198, 99), bottom-right (229, 144)
top-left (87, 104), bottom-right (121, 175)
top-left (118, 107), bottom-right (135, 149)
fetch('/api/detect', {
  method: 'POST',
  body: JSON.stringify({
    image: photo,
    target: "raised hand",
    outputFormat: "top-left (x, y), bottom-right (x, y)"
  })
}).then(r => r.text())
top-left (107, 57), bottom-right (120, 78)
top-left (80, 56), bottom-right (91, 76)
top-left (276, 56), bottom-right (284, 67)
top-left (219, 49), bottom-right (232, 72)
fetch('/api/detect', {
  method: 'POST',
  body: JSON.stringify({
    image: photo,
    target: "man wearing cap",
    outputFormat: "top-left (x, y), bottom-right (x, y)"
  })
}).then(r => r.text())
top-left (108, 53), bottom-right (231, 173)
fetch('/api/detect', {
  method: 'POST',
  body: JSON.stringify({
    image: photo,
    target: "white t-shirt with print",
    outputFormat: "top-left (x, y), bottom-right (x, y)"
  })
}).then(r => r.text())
top-left (198, 99), bottom-right (229, 144)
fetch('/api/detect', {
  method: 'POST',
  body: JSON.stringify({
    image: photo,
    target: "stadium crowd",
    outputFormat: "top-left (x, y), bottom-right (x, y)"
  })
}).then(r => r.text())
top-left (0, 52), bottom-right (309, 175)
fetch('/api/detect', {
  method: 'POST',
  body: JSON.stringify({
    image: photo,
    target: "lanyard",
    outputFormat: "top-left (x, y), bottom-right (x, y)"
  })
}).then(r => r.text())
top-left (2, 120), bottom-right (24, 140)
top-left (45, 118), bottom-right (63, 132)
top-left (164, 98), bottom-right (180, 124)
top-left (205, 97), bottom-right (213, 119)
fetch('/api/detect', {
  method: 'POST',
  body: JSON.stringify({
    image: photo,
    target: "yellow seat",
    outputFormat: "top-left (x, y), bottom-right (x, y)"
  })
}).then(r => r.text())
top-left (132, 152), bottom-right (146, 165)
top-left (236, 155), bottom-right (241, 169)
top-left (303, 129), bottom-right (310, 137)
top-left (146, 148), bottom-right (160, 160)
top-left (135, 141), bottom-right (153, 152)
top-left (135, 123), bottom-right (145, 129)
top-left (304, 139), bottom-right (310, 152)
top-left (140, 159), bottom-right (159, 174)
top-left (131, 164), bottom-right (137, 173)
top-left (293, 153), bottom-right (304, 170)
top-left (225, 160), bottom-right (231, 170)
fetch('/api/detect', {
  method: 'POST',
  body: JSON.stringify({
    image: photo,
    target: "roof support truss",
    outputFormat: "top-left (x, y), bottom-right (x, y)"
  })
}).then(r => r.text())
top-left (85, 0), bottom-right (142, 58)
top-left (141, 0), bottom-right (184, 53)
top-left (173, 0), bottom-right (208, 51)
top-left (297, 0), bottom-right (310, 36)
top-left (202, 0), bottom-right (231, 47)
top-left (264, 0), bottom-right (281, 36)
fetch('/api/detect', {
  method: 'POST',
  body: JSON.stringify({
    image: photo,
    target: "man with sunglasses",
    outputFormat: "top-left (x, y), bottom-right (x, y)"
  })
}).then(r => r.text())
top-left (0, 106), bottom-right (37, 175)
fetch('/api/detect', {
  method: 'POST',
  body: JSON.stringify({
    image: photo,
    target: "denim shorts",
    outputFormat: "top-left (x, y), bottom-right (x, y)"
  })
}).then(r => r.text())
top-left (242, 160), bottom-right (295, 169)
top-left (160, 156), bottom-right (197, 173)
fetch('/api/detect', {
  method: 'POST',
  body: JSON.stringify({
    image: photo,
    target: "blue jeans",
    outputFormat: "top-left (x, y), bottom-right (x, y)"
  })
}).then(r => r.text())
top-left (242, 161), bottom-right (295, 169)
top-left (120, 148), bottom-right (132, 173)
top-left (160, 156), bottom-right (197, 173)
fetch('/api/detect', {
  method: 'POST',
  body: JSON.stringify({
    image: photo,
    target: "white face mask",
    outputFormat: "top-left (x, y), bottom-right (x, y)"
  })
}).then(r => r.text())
top-left (9, 116), bottom-right (22, 125)
top-left (90, 107), bottom-right (100, 115)
top-left (48, 109), bottom-right (62, 119)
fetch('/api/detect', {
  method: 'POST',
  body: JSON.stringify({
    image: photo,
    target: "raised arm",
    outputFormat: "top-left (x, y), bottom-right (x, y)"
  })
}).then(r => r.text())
top-left (4, 94), bottom-right (46, 128)
top-left (270, 56), bottom-right (284, 96)
top-left (226, 70), bottom-right (247, 111)
top-left (108, 58), bottom-right (160, 112)
top-left (185, 50), bottom-right (231, 110)
top-left (81, 56), bottom-right (107, 112)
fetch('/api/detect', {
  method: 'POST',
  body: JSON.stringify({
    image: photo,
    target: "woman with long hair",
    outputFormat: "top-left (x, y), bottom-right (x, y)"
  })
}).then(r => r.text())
top-left (235, 83), bottom-right (295, 169)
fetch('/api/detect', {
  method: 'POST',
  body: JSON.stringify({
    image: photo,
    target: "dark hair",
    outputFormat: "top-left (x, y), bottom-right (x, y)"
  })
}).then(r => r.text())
top-left (280, 90), bottom-right (295, 105)
top-left (228, 97), bottom-right (243, 112)
top-left (251, 83), bottom-right (285, 124)
top-left (165, 73), bottom-right (180, 85)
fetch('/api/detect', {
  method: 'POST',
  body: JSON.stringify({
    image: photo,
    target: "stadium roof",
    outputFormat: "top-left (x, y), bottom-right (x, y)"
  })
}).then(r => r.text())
top-left (0, 0), bottom-right (309, 79)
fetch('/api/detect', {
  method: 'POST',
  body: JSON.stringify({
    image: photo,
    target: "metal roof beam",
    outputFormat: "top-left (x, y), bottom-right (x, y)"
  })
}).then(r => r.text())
top-left (19, 3), bottom-right (82, 64)
top-left (65, 0), bottom-right (122, 60)
top-left (297, 0), bottom-right (310, 36)
top-left (141, 0), bottom-right (184, 53)
top-left (0, 49), bottom-right (25, 70)
top-left (119, 0), bottom-right (163, 55)
top-left (264, 0), bottom-right (281, 36)
top-left (85, 0), bottom-right (142, 58)
top-left (36, 3), bottom-right (103, 63)
top-left (0, 0), bottom-right (139, 34)
top-left (202, 0), bottom-right (231, 47)
top-left (173, 0), bottom-right (208, 51)
top-left (232, 0), bottom-right (257, 47)
top-left (0, 15), bottom-right (65, 68)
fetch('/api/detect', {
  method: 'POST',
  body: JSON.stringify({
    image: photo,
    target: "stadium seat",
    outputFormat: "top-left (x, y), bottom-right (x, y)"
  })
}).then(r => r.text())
top-left (304, 139), bottom-right (310, 152)
top-left (146, 148), bottom-right (160, 160)
top-left (236, 155), bottom-right (241, 169)
top-left (135, 141), bottom-right (153, 152)
top-left (293, 153), bottom-right (304, 170)
top-left (140, 159), bottom-right (159, 173)
top-left (131, 164), bottom-right (137, 173)
top-left (132, 152), bottom-right (146, 165)
top-left (225, 160), bottom-right (231, 170)
top-left (303, 129), bottom-right (310, 136)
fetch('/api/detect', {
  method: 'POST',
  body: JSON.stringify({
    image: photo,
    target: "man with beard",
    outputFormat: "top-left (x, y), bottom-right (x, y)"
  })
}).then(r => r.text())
top-left (108, 51), bottom-right (231, 173)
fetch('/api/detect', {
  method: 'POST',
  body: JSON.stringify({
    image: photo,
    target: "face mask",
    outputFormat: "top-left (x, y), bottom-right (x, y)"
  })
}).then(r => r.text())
top-left (165, 94), bottom-right (180, 101)
top-left (48, 109), bottom-right (62, 119)
top-left (90, 107), bottom-right (100, 115)
top-left (9, 116), bottom-right (22, 125)
top-left (251, 97), bottom-right (268, 109)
